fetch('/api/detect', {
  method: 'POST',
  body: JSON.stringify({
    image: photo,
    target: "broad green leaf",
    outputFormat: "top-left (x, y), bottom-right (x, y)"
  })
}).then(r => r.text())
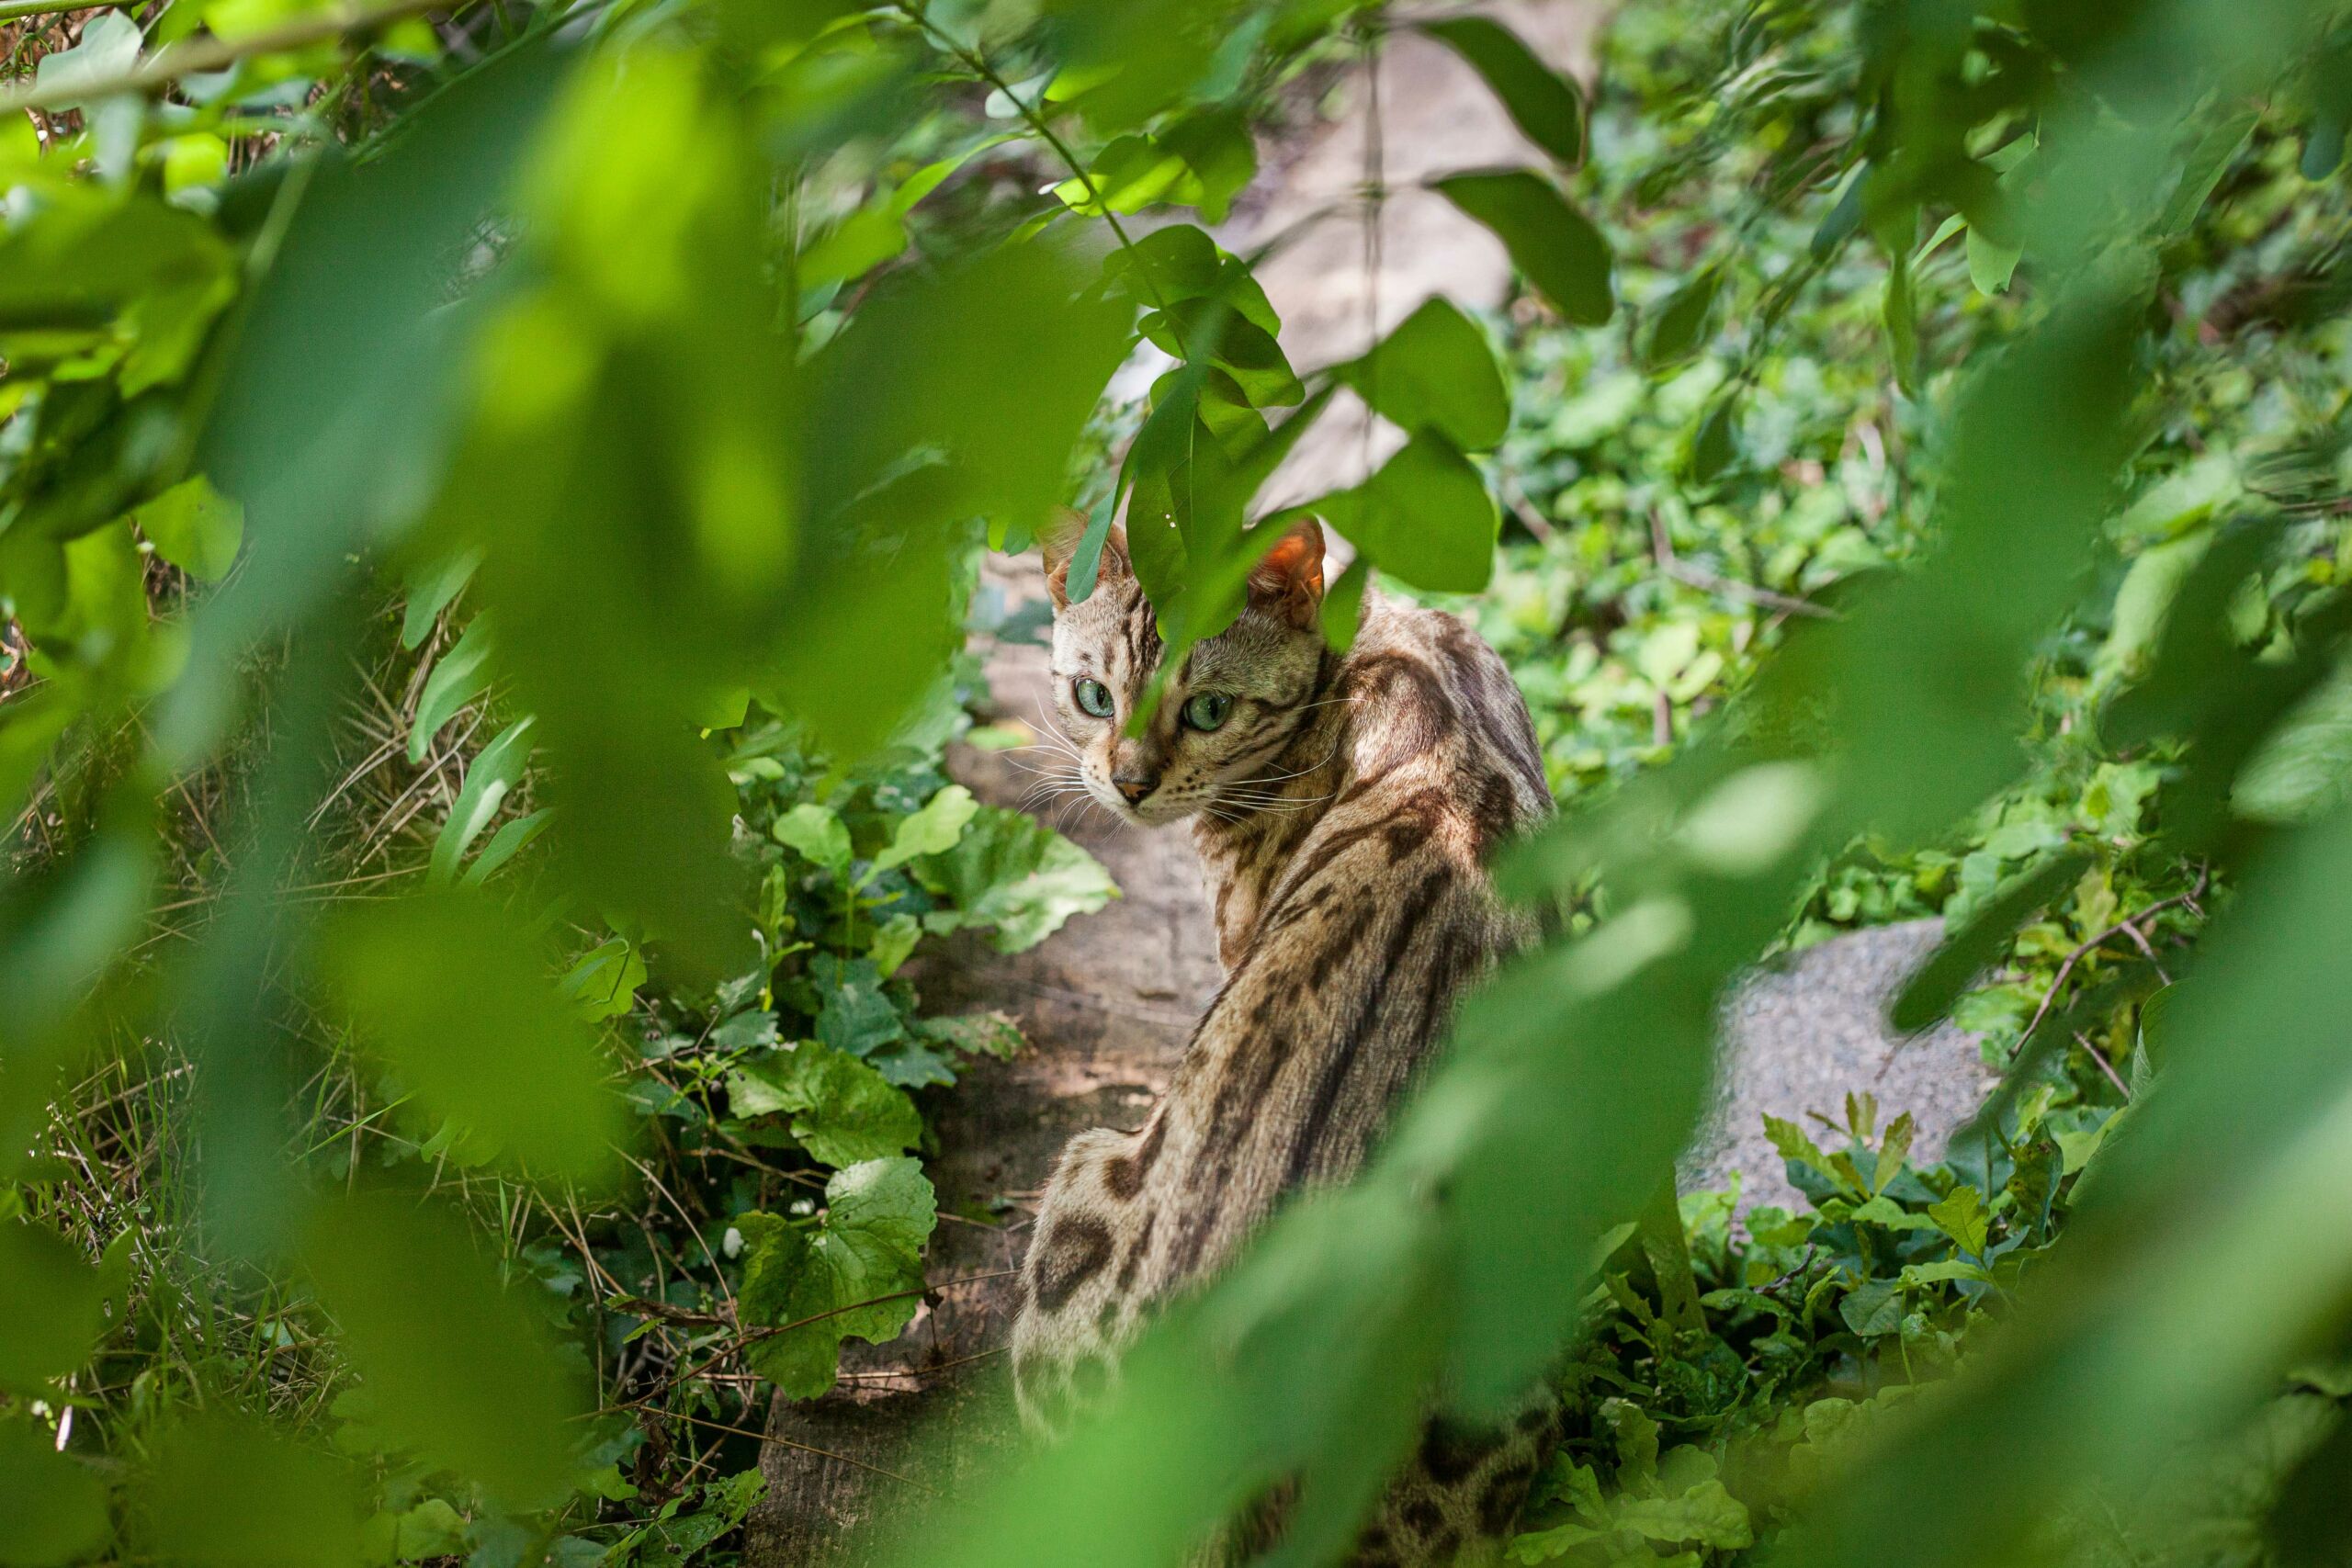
top-left (318, 889), bottom-right (626, 1183)
top-left (1435, 170), bottom-right (1613, 325)
top-left (0, 1419), bottom-right (107, 1568)
top-left (399, 548), bottom-right (481, 649)
top-left (1336, 298), bottom-right (1510, 452)
top-left (806, 954), bottom-right (906, 1057)
top-left (133, 476), bottom-right (243, 582)
top-left (30, 11), bottom-right (140, 110)
top-left (142, 1412), bottom-right (364, 1568)
top-left (913, 804), bottom-right (1119, 952)
top-left (1849, 1195), bottom-right (1938, 1232)
top-left (559, 934), bottom-right (647, 1024)
top-left (867, 784), bottom-right (978, 879)
top-left (737, 1156), bottom-right (937, 1398)
top-left (1310, 433), bottom-right (1498, 593)
top-left (1419, 17), bottom-right (1584, 166)
top-left (302, 1191), bottom-right (585, 1508)
top-left (726, 1040), bottom-right (921, 1167)
top-left (774, 802), bottom-right (853, 876)
top-left (2233, 656), bottom-right (2352, 824)
top-left (1898, 1258), bottom-right (1993, 1287)
top-left (1611, 1480), bottom-right (1754, 1549)
top-left (429, 715), bottom-right (535, 884)
top-left (1966, 225), bottom-right (2021, 295)
top-left (0, 1222), bottom-right (105, 1393)
top-left (914, 1010), bottom-right (1028, 1060)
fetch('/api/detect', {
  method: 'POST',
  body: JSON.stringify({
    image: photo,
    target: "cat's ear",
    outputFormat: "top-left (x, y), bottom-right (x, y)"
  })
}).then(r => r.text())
top-left (1247, 519), bottom-right (1326, 629)
top-left (1040, 508), bottom-right (1130, 610)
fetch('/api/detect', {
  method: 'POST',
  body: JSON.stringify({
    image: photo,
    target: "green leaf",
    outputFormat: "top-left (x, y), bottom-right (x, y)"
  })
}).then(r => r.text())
top-left (1309, 433), bottom-right (1498, 593)
top-left (1849, 1195), bottom-right (1939, 1232)
top-left (914, 1010), bottom-right (1028, 1060)
top-left (399, 548), bottom-right (480, 649)
top-left (0, 1418), bottom-right (107, 1568)
top-left (1891, 851), bottom-right (2089, 1031)
top-left (0, 1222), bottom-right (105, 1393)
top-left (318, 889), bottom-right (626, 1183)
top-left (408, 617), bottom-right (493, 764)
top-left (429, 715), bottom-right (535, 885)
top-left (1927, 1184), bottom-right (1990, 1256)
top-left (460, 807), bottom-right (553, 887)
top-left (1638, 268), bottom-right (1721, 369)
top-left (725, 1041), bottom-right (921, 1168)
top-left (1336, 297), bottom-right (1510, 452)
top-left (1838, 1277), bottom-right (1904, 1337)
top-left (1434, 170), bottom-right (1613, 325)
top-left (2234, 656), bottom-right (2352, 824)
top-left (738, 1156), bottom-right (937, 1398)
top-left (912, 804), bottom-right (1118, 953)
top-left (301, 1190), bottom-right (584, 1508)
top-left (1610, 1479), bottom-right (1754, 1550)
top-left (30, 10), bottom-right (140, 110)
top-left (1899, 1258), bottom-right (1993, 1288)
top-left (1874, 1111), bottom-right (1915, 1192)
top-left (1319, 557), bottom-right (1371, 652)
top-left (559, 934), bottom-right (647, 1024)
top-left (774, 802), bottom-right (854, 877)
top-left (808, 954), bottom-right (906, 1057)
top-left (867, 784), bottom-right (978, 880)
top-left (1966, 224), bottom-right (2022, 295)
top-left (133, 475), bottom-right (243, 582)
top-left (1420, 17), bottom-right (1585, 166)
top-left (870, 911), bottom-right (922, 978)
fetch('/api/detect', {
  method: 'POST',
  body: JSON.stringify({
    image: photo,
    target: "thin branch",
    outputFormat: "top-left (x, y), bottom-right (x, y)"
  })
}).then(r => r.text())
top-left (1649, 508), bottom-right (1838, 619)
top-left (2, 0), bottom-right (443, 115)
top-left (2073, 1030), bottom-right (2132, 1102)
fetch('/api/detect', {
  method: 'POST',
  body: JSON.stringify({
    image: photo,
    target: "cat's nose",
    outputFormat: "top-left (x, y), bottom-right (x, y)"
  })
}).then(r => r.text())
top-left (1113, 774), bottom-right (1155, 805)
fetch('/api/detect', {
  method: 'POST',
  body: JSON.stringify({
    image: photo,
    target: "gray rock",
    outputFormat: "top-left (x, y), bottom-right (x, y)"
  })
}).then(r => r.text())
top-left (1686, 920), bottom-right (2002, 1213)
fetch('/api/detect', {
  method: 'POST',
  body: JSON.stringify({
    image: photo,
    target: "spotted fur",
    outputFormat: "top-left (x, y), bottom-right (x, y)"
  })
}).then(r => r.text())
top-left (1012, 520), bottom-right (1556, 1564)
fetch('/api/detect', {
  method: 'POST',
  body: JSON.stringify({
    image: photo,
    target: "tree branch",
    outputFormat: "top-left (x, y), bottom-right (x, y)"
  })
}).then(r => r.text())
top-left (1, 0), bottom-right (442, 115)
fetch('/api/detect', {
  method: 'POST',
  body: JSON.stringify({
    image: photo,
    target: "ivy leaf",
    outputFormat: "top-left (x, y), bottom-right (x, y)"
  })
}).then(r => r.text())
top-left (1420, 17), bottom-right (1585, 166)
top-left (1434, 170), bottom-right (1613, 325)
top-left (866, 784), bottom-right (978, 881)
top-left (30, 10), bottom-right (141, 111)
top-left (738, 1157), bottom-right (937, 1399)
top-left (1309, 433), bottom-right (1499, 593)
top-left (773, 802), bottom-right (853, 877)
top-left (1336, 297), bottom-right (1510, 452)
top-left (1927, 1184), bottom-right (1990, 1257)
top-left (725, 1040), bottom-right (920, 1167)
top-left (913, 805), bottom-right (1118, 953)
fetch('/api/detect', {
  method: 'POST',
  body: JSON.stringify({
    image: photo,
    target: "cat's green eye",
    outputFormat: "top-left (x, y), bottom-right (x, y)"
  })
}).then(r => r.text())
top-left (1182, 692), bottom-right (1234, 732)
top-left (1073, 678), bottom-right (1115, 718)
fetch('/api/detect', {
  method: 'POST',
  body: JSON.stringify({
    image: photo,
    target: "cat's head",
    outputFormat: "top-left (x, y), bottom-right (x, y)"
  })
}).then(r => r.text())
top-left (1038, 515), bottom-right (1329, 828)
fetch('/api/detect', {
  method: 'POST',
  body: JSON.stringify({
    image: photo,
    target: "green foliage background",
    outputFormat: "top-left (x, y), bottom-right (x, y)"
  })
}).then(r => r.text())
top-left (4, 0), bottom-right (2352, 1564)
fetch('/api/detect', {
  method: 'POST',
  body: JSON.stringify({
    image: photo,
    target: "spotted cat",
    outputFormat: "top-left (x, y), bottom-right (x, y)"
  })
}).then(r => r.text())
top-left (1009, 516), bottom-right (1558, 1565)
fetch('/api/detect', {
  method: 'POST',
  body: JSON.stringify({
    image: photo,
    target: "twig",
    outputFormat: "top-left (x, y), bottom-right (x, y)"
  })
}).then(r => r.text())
top-left (2073, 1031), bottom-right (2132, 1101)
top-left (2, 0), bottom-right (444, 114)
top-left (2012, 865), bottom-right (2210, 1054)
top-left (644, 1409), bottom-right (937, 1494)
top-left (1649, 508), bottom-right (1838, 619)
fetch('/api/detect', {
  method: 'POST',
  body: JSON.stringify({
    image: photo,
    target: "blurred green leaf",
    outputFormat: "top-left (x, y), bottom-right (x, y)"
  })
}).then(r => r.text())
top-left (1436, 170), bottom-right (1613, 325)
top-left (429, 714), bottom-right (535, 883)
top-left (1420, 17), bottom-right (1585, 166)
top-left (0, 1222), bottom-right (105, 1394)
top-left (133, 475), bottom-right (243, 582)
top-left (143, 1412), bottom-right (364, 1568)
top-left (0, 1419), bottom-right (107, 1568)
top-left (301, 1190), bottom-right (586, 1508)
top-left (318, 888), bottom-right (626, 1183)
top-left (912, 802), bottom-right (1118, 951)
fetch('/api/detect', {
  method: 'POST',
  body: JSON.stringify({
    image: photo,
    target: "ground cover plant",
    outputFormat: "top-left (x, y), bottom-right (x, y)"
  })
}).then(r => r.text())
top-left (4, 0), bottom-right (2352, 1565)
